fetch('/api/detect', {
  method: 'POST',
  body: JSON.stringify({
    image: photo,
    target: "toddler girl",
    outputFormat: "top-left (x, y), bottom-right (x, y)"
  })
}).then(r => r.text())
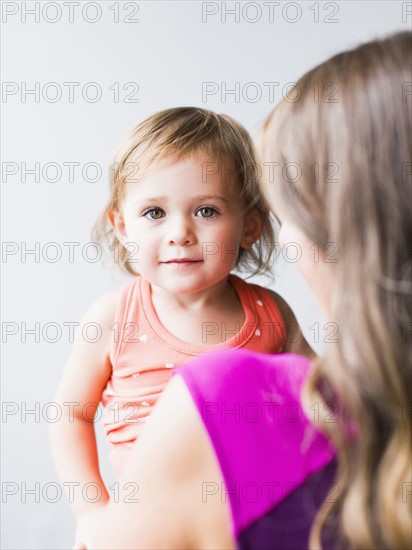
top-left (50, 107), bottom-right (313, 546)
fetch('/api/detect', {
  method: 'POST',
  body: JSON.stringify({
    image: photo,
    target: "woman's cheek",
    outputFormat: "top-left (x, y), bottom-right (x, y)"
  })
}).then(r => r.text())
top-left (279, 222), bottom-right (313, 284)
top-left (278, 224), bottom-right (290, 249)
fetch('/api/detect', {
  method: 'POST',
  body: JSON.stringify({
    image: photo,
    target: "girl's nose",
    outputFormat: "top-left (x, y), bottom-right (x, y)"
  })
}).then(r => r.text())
top-left (167, 216), bottom-right (196, 246)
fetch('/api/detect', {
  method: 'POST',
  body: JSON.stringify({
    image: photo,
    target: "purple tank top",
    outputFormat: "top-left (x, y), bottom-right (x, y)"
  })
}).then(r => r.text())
top-left (173, 348), bottom-right (338, 549)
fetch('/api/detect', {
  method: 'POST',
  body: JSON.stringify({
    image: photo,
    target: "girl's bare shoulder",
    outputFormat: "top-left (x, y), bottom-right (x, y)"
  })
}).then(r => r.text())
top-left (83, 287), bottom-right (123, 326)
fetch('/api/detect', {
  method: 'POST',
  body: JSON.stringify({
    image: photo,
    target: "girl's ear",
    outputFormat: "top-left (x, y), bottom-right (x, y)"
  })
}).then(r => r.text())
top-left (107, 208), bottom-right (128, 245)
top-left (240, 208), bottom-right (264, 249)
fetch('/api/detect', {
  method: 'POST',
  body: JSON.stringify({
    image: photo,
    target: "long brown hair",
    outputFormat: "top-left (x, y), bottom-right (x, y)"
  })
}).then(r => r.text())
top-left (260, 31), bottom-right (412, 548)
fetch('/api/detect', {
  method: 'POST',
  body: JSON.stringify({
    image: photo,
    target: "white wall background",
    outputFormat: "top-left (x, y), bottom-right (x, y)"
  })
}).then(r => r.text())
top-left (1, 1), bottom-right (409, 548)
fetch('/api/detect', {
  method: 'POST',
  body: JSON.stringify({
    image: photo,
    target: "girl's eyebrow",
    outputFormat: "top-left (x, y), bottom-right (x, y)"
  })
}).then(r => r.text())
top-left (129, 196), bottom-right (168, 205)
top-left (138, 197), bottom-right (167, 203)
top-left (193, 195), bottom-right (230, 204)
top-left (134, 195), bottom-right (230, 205)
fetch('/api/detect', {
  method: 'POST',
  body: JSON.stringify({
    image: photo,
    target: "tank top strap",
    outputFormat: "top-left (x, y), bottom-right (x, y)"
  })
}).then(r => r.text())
top-left (229, 274), bottom-right (287, 352)
top-left (109, 277), bottom-right (140, 366)
top-left (251, 282), bottom-right (286, 343)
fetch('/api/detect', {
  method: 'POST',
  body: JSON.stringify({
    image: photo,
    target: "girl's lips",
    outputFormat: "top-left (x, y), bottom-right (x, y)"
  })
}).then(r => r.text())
top-left (164, 260), bottom-right (201, 263)
top-left (162, 260), bottom-right (203, 268)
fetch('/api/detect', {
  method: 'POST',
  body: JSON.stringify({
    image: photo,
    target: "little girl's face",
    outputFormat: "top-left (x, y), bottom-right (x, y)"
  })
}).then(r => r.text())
top-left (111, 153), bottom-right (261, 295)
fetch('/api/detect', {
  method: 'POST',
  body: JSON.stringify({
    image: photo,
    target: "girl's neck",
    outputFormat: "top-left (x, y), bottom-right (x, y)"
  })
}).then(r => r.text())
top-left (148, 274), bottom-right (246, 346)
top-left (150, 275), bottom-right (237, 313)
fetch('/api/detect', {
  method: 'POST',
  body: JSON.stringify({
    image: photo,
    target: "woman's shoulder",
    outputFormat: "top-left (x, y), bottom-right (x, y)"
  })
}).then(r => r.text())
top-left (173, 349), bottom-right (335, 543)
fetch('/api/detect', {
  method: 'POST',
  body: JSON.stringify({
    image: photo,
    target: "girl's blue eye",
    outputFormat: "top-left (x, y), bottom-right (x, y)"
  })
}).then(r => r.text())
top-left (197, 206), bottom-right (218, 218)
top-left (144, 208), bottom-right (165, 220)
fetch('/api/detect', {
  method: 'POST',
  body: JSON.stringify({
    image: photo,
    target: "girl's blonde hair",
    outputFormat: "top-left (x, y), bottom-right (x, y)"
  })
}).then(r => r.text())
top-left (93, 107), bottom-right (275, 277)
top-left (260, 31), bottom-right (411, 548)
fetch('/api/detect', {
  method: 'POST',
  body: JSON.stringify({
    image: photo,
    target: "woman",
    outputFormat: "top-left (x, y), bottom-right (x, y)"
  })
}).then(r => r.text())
top-left (89, 31), bottom-right (411, 549)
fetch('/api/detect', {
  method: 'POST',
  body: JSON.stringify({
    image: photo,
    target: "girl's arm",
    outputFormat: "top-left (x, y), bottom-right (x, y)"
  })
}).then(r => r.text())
top-left (90, 375), bottom-right (235, 550)
top-left (49, 290), bottom-right (120, 532)
top-left (269, 290), bottom-right (316, 359)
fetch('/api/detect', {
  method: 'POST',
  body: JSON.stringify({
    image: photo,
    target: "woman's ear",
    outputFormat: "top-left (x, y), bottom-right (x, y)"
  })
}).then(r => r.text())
top-left (107, 208), bottom-right (128, 245)
top-left (240, 208), bottom-right (264, 249)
